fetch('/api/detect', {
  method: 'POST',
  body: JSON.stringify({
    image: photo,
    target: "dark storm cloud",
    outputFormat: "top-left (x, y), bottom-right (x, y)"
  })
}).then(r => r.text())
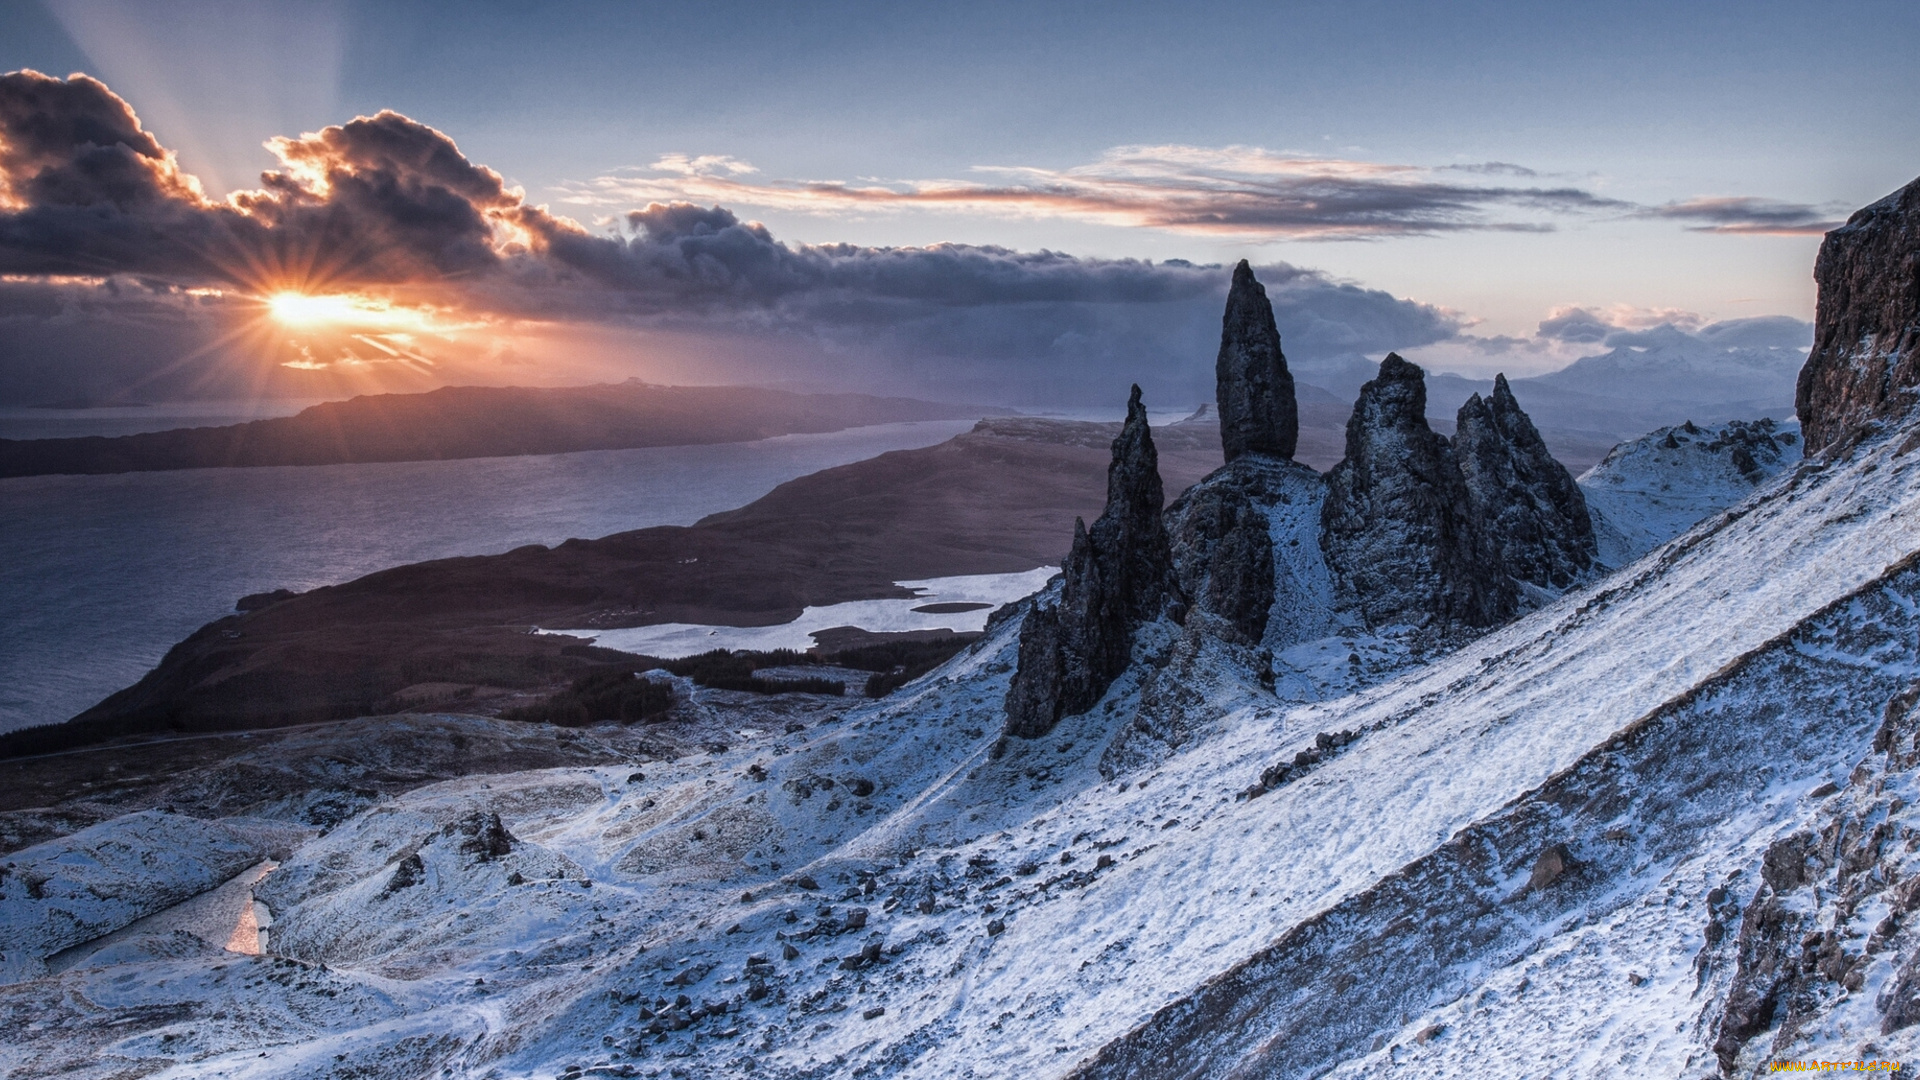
top-left (0, 72), bottom-right (1465, 405)
top-left (513, 200), bottom-right (1463, 400)
top-left (0, 69), bottom-right (544, 288)
top-left (518, 202), bottom-right (1224, 317)
top-left (0, 72), bottom-right (1391, 329)
top-left (1639, 196), bottom-right (1843, 236)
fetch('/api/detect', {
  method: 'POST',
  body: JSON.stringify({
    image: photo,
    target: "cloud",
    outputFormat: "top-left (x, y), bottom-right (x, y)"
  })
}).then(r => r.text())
top-left (0, 69), bottom-right (563, 292)
top-left (1639, 196), bottom-right (1843, 235)
top-left (1536, 307), bottom-right (1616, 343)
top-left (1406, 303), bottom-right (1814, 387)
top-left (1523, 305), bottom-right (1808, 356)
top-left (1694, 314), bottom-right (1813, 350)
top-left (564, 146), bottom-right (1841, 243)
top-left (561, 145), bottom-right (1635, 240)
top-left (0, 71), bottom-right (1823, 411)
top-left (0, 72), bottom-right (1474, 405)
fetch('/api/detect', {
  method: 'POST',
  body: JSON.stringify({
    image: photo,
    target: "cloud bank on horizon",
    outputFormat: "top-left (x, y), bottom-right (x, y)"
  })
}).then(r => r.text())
top-left (0, 70), bottom-right (1825, 409)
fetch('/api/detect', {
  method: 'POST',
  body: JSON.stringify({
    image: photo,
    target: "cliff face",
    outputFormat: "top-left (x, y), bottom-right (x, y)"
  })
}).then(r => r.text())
top-left (1453, 374), bottom-right (1597, 590)
top-left (1321, 354), bottom-right (1513, 632)
top-left (1797, 174), bottom-right (1920, 454)
top-left (1003, 386), bottom-right (1174, 738)
top-left (1216, 261), bottom-right (1299, 462)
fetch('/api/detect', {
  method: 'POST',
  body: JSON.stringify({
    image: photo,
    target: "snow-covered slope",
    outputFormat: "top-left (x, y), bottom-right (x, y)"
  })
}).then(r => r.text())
top-left (0, 811), bottom-right (308, 983)
top-left (9, 403), bottom-right (1918, 1080)
top-left (1579, 417), bottom-right (1802, 566)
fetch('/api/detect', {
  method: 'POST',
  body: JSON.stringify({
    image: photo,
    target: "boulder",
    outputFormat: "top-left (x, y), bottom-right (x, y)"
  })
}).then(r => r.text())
top-left (449, 810), bottom-right (516, 863)
top-left (1796, 174), bottom-right (1920, 453)
top-left (1216, 261), bottom-right (1299, 462)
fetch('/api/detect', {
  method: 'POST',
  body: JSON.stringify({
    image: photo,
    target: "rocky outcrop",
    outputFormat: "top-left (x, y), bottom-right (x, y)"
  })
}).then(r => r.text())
top-left (1216, 261), bottom-right (1299, 462)
top-left (1578, 417), bottom-right (1803, 568)
top-left (1708, 683), bottom-right (1920, 1071)
top-left (449, 810), bottom-right (516, 862)
top-left (1796, 175), bottom-right (1920, 454)
top-left (1321, 354), bottom-right (1514, 633)
top-left (1453, 374), bottom-right (1597, 590)
top-left (1005, 386), bottom-right (1174, 738)
top-left (1165, 469), bottom-right (1275, 645)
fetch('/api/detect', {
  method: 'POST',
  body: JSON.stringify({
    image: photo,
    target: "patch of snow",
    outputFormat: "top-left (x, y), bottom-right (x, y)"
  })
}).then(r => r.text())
top-left (0, 813), bottom-right (307, 984)
top-left (552, 568), bottom-right (1057, 657)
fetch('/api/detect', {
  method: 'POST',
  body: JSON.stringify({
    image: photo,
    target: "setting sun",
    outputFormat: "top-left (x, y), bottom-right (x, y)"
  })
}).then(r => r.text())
top-left (266, 291), bottom-right (364, 326)
top-left (263, 291), bottom-right (452, 334)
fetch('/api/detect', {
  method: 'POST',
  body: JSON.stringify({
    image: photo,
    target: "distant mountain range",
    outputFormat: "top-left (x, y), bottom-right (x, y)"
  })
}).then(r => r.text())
top-left (1296, 317), bottom-right (1807, 449)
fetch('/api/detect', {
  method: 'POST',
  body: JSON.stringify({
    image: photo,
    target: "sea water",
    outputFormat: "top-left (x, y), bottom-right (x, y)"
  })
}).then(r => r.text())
top-left (0, 419), bottom-right (981, 733)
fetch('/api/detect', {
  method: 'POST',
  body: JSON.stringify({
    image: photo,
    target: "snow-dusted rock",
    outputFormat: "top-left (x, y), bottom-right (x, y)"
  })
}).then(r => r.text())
top-left (1164, 457), bottom-right (1290, 645)
top-left (1005, 385), bottom-right (1174, 738)
top-left (1453, 373), bottom-right (1597, 590)
top-left (1321, 353), bottom-right (1512, 633)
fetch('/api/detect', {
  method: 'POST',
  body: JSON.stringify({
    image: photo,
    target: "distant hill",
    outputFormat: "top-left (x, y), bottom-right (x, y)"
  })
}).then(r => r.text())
top-left (0, 381), bottom-right (995, 477)
top-left (4, 417), bottom-right (1225, 751)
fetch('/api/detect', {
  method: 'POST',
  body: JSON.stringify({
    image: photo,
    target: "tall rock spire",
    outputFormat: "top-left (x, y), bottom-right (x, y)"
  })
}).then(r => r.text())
top-left (1216, 260), bottom-right (1299, 462)
top-left (1004, 386), bottom-right (1173, 738)
top-left (1095, 385), bottom-right (1173, 623)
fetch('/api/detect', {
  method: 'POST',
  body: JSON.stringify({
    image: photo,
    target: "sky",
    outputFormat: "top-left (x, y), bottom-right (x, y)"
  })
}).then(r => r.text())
top-left (0, 0), bottom-right (1915, 407)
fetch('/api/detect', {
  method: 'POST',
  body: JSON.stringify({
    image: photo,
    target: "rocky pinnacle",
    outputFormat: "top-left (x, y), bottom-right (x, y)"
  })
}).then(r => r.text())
top-left (1453, 374), bottom-right (1597, 590)
top-left (1004, 386), bottom-right (1174, 738)
top-left (1320, 354), bottom-right (1514, 633)
top-left (1796, 174), bottom-right (1920, 454)
top-left (1216, 261), bottom-right (1299, 462)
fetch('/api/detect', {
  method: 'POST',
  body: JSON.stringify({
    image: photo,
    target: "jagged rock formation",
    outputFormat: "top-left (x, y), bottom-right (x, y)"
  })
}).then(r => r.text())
top-left (1453, 374), bottom-right (1597, 590)
top-left (1705, 679), bottom-right (1920, 1070)
top-left (1216, 260), bottom-right (1299, 462)
top-left (1004, 386), bottom-right (1174, 737)
top-left (1164, 464), bottom-right (1275, 645)
top-left (1321, 354), bottom-right (1514, 632)
top-left (1797, 174), bottom-right (1920, 454)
